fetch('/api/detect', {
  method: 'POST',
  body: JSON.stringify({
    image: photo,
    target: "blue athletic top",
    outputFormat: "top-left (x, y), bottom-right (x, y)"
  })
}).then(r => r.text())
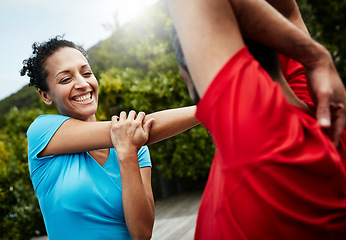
top-left (27, 115), bottom-right (152, 240)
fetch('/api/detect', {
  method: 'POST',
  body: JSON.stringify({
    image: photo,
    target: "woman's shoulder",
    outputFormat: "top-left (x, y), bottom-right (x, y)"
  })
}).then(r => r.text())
top-left (31, 114), bottom-right (70, 125)
top-left (27, 114), bottom-right (71, 137)
top-left (34, 114), bottom-right (70, 121)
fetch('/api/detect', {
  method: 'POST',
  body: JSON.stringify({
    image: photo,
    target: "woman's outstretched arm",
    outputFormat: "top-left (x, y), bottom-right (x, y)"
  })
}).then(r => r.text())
top-left (39, 106), bottom-right (199, 157)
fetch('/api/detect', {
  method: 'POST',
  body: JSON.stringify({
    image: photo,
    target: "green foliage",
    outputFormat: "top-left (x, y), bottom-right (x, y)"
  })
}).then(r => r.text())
top-left (95, 8), bottom-right (215, 180)
top-left (297, 0), bottom-right (346, 83)
top-left (97, 67), bottom-right (124, 120)
top-left (119, 68), bottom-right (214, 180)
top-left (0, 85), bottom-right (41, 126)
top-left (0, 108), bottom-right (45, 239)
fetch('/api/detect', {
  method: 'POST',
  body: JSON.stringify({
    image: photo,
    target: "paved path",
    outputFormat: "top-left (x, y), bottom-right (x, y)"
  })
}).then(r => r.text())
top-left (31, 191), bottom-right (203, 240)
top-left (152, 191), bottom-right (202, 240)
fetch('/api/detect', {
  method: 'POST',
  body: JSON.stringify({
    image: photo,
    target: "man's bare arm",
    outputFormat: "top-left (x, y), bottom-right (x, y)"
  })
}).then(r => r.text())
top-left (168, 0), bottom-right (346, 145)
top-left (264, 0), bottom-right (310, 35)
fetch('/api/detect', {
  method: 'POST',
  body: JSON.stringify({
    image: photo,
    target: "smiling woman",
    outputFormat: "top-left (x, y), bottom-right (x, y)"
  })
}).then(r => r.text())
top-left (20, 35), bottom-right (199, 239)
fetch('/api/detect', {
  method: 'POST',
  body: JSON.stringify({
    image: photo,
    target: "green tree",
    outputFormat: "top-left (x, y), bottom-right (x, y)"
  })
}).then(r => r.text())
top-left (91, 1), bottom-right (215, 196)
top-left (96, 25), bottom-right (215, 195)
top-left (297, 0), bottom-right (346, 83)
top-left (0, 108), bottom-right (45, 240)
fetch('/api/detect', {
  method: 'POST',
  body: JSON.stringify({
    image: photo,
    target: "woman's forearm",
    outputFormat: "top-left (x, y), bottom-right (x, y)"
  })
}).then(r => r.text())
top-left (110, 113), bottom-right (155, 240)
top-left (145, 105), bottom-right (200, 145)
top-left (118, 153), bottom-right (154, 240)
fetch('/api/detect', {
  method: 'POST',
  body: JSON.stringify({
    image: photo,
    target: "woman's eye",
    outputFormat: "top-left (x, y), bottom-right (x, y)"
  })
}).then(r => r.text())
top-left (83, 72), bottom-right (93, 77)
top-left (60, 78), bottom-right (71, 83)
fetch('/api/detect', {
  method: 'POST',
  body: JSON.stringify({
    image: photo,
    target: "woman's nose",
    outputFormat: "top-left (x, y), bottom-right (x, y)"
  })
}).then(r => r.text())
top-left (74, 74), bottom-right (89, 89)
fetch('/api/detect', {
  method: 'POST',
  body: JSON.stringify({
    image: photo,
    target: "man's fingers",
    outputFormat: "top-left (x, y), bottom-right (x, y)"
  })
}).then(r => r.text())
top-left (316, 101), bottom-right (346, 147)
top-left (330, 120), bottom-right (343, 147)
top-left (315, 96), bottom-right (331, 128)
top-left (329, 104), bottom-right (346, 147)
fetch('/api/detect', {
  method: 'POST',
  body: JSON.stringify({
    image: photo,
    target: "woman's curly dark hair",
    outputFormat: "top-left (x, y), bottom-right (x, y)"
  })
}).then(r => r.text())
top-left (20, 35), bottom-right (88, 91)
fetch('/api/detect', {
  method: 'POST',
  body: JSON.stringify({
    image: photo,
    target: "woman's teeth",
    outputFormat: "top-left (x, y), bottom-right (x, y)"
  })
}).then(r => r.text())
top-left (74, 93), bottom-right (91, 102)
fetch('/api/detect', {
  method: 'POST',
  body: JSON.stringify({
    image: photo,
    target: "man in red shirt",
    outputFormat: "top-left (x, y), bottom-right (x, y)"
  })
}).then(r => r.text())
top-left (168, 0), bottom-right (346, 239)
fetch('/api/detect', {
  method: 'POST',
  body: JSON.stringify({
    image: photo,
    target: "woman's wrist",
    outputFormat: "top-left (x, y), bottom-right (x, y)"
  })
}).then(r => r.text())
top-left (116, 149), bottom-right (140, 166)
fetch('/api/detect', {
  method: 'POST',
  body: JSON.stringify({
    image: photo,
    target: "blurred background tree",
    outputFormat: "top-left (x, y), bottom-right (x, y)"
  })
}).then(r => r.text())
top-left (0, 0), bottom-right (344, 239)
top-left (92, 2), bottom-right (215, 197)
top-left (297, 0), bottom-right (346, 83)
top-left (0, 108), bottom-right (46, 239)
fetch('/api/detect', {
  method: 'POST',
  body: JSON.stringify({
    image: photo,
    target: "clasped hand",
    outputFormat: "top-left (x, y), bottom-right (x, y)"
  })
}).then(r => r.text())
top-left (110, 110), bottom-right (154, 154)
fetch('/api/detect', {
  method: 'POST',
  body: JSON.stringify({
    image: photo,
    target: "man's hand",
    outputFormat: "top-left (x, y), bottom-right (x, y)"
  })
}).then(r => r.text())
top-left (262, 0), bottom-right (346, 146)
top-left (304, 48), bottom-right (346, 146)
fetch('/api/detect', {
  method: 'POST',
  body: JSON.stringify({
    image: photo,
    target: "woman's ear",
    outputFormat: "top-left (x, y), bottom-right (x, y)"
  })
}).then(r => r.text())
top-left (38, 89), bottom-right (53, 105)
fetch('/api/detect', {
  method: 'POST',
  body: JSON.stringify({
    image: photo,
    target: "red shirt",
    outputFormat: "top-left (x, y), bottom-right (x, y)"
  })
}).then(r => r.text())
top-left (195, 47), bottom-right (346, 239)
top-left (279, 54), bottom-right (315, 107)
top-left (279, 54), bottom-right (346, 166)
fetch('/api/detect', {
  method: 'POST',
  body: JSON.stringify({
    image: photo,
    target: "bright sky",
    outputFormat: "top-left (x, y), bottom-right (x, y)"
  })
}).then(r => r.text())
top-left (0, 0), bottom-right (159, 101)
